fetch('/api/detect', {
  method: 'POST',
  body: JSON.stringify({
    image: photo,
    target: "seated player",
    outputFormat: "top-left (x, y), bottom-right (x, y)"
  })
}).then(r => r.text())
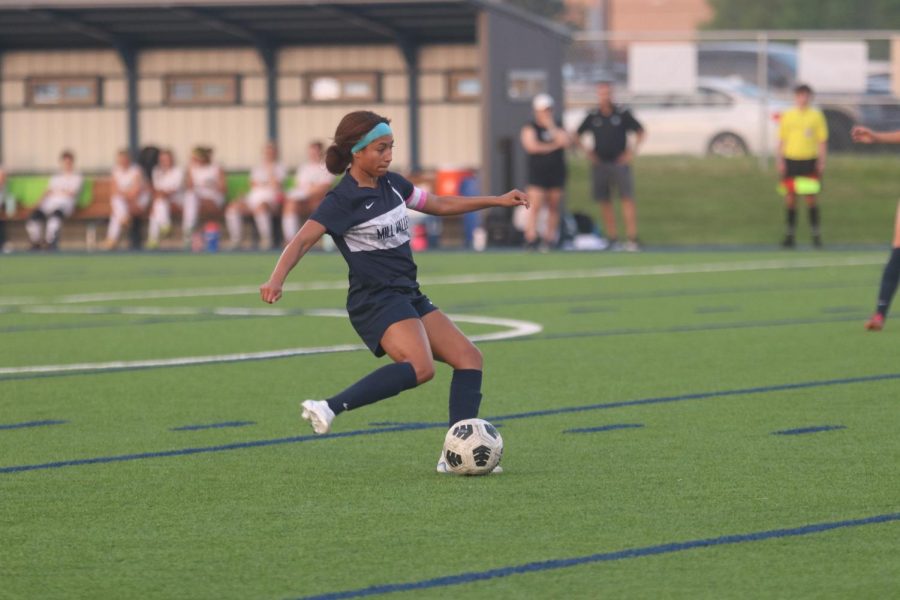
top-left (147, 148), bottom-right (184, 249)
top-left (183, 146), bottom-right (226, 246)
top-left (225, 142), bottom-right (285, 250)
top-left (25, 150), bottom-right (83, 250)
top-left (852, 126), bottom-right (900, 331)
top-left (104, 149), bottom-right (150, 250)
top-left (282, 141), bottom-right (334, 242)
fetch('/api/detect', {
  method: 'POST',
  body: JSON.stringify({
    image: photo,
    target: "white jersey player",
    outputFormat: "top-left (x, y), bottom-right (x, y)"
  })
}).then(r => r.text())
top-left (104, 150), bottom-right (149, 250)
top-left (183, 146), bottom-right (226, 243)
top-left (25, 150), bottom-right (84, 250)
top-left (225, 142), bottom-right (285, 249)
top-left (147, 149), bottom-right (185, 248)
top-left (282, 141), bottom-right (334, 241)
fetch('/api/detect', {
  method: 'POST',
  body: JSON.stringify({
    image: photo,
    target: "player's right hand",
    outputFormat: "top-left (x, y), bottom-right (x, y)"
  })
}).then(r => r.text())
top-left (260, 280), bottom-right (283, 304)
top-left (851, 126), bottom-right (875, 144)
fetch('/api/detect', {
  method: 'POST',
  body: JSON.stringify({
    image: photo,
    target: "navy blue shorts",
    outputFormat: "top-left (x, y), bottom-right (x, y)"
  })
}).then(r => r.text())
top-left (347, 287), bottom-right (439, 357)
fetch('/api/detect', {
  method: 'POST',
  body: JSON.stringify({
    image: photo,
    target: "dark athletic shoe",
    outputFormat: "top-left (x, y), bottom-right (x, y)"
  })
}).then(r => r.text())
top-left (781, 234), bottom-right (795, 249)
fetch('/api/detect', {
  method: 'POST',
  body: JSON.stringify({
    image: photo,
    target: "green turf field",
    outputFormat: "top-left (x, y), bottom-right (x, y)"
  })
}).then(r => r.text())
top-left (1, 251), bottom-right (898, 599)
top-left (566, 156), bottom-right (900, 245)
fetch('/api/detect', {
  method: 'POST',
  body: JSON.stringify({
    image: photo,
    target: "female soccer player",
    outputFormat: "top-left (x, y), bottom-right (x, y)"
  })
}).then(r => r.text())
top-left (520, 93), bottom-right (568, 251)
top-left (259, 111), bottom-right (528, 471)
top-left (852, 125), bottom-right (900, 330)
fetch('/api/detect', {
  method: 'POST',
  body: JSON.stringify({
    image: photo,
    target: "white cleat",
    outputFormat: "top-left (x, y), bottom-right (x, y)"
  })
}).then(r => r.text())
top-left (436, 451), bottom-right (503, 475)
top-left (300, 399), bottom-right (335, 434)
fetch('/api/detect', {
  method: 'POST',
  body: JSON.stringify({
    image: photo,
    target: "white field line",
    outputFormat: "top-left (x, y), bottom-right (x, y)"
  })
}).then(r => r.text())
top-left (0, 313), bottom-right (542, 376)
top-left (40, 255), bottom-right (882, 305)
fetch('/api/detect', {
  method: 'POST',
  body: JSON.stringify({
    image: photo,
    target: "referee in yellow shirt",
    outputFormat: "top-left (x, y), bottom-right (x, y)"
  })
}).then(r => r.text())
top-left (778, 84), bottom-right (828, 248)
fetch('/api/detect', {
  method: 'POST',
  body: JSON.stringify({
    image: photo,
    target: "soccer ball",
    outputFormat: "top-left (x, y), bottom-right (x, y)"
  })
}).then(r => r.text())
top-left (442, 418), bottom-right (503, 475)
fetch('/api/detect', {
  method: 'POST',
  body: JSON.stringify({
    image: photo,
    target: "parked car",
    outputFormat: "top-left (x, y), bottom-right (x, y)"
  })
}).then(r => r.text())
top-left (564, 78), bottom-right (789, 157)
top-left (697, 42), bottom-right (900, 150)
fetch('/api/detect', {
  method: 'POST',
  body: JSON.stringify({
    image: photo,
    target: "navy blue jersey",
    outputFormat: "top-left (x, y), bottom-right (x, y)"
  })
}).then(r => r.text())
top-left (310, 171), bottom-right (429, 294)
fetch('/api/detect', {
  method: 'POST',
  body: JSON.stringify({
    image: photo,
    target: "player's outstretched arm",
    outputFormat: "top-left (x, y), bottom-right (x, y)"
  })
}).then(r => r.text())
top-left (418, 189), bottom-right (529, 217)
top-left (852, 126), bottom-right (900, 145)
top-left (260, 220), bottom-right (326, 304)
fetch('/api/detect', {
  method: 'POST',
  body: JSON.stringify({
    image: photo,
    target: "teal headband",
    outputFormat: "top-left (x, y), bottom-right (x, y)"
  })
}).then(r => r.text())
top-left (351, 122), bottom-right (392, 153)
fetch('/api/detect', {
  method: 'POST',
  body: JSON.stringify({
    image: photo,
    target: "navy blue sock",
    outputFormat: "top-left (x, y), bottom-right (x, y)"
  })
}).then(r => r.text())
top-left (876, 247), bottom-right (900, 318)
top-left (448, 369), bottom-right (483, 427)
top-left (326, 362), bottom-right (418, 416)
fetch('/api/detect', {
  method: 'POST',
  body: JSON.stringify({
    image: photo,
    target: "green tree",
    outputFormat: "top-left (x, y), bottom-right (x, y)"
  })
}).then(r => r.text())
top-left (706, 0), bottom-right (900, 29)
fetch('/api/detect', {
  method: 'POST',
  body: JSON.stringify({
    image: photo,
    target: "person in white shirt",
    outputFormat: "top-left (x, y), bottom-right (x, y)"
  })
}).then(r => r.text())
top-left (225, 142), bottom-right (285, 250)
top-left (184, 146), bottom-right (226, 244)
top-left (282, 141), bottom-right (334, 242)
top-left (147, 148), bottom-right (184, 249)
top-left (104, 149), bottom-right (150, 250)
top-left (26, 150), bottom-right (84, 250)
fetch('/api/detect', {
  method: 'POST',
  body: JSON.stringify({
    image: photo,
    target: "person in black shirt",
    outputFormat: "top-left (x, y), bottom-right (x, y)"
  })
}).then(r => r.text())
top-left (260, 110), bottom-right (528, 473)
top-left (576, 82), bottom-right (645, 251)
top-left (520, 93), bottom-right (569, 250)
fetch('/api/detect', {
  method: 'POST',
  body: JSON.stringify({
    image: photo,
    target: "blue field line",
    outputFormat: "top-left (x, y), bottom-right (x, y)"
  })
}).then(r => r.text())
top-left (0, 423), bottom-right (440, 474)
top-left (1, 372), bottom-right (898, 474)
top-left (773, 425), bottom-right (847, 436)
top-left (564, 424), bottom-right (644, 434)
top-left (0, 419), bottom-right (68, 431)
top-left (289, 512), bottom-right (900, 600)
top-left (170, 421), bottom-right (256, 431)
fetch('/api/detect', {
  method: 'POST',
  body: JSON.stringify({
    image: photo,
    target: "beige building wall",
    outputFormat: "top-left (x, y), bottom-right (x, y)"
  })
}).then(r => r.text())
top-left (1, 50), bottom-right (128, 171)
top-left (1, 45), bottom-right (482, 173)
top-left (137, 48), bottom-right (267, 169)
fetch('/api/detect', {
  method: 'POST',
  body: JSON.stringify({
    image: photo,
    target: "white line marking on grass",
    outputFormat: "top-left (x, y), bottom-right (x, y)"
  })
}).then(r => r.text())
top-left (44, 255), bottom-right (883, 305)
top-left (0, 313), bottom-right (542, 376)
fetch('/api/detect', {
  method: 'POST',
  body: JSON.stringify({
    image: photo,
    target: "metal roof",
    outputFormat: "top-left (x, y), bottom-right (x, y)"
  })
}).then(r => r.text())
top-left (0, 0), bottom-right (569, 50)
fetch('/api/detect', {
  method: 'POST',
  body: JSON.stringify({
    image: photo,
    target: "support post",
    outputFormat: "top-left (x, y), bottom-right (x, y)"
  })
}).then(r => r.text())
top-left (117, 45), bottom-right (139, 158)
top-left (258, 44), bottom-right (279, 143)
top-left (399, 40), bottom-right (420, 173)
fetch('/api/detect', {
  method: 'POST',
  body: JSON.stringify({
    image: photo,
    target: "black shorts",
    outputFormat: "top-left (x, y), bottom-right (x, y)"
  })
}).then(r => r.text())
top-left (785, 159), bottom-right (818, 178)
top-left (347, 287), bottom-right (438, 357)
top-left (527, 164), bottom-right (567, 189)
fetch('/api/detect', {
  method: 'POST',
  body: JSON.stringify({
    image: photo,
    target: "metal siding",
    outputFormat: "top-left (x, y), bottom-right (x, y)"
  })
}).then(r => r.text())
top-left (420, 104), bottom-right (481, 169)
top-left (280, 46), bottom-right (404, 71)
top-left (1, 81), bottom-right (25, 107)
top-left (104, 78), bottom-right (127, 104)
top-left (242, 76), bottom-right (267, 104)
top-left (382, 74), bottom-right (407, 102)
top-left (278, 105), bottom-right (409, 172)
top-left (419, 74), bottom-right (445, 102)
top-left (3, 109), bottom-right (127, 171)
top-left (420, 45), bottom-right (479, 69)
top-left (139, 107), bottom-right (267, 169)
top-left (2, 50), bottom-right (123, 77)
top-left (277, 76), bottom-right (302, 103)
top-left (139, 48), bottom-right (263, 74)
top-left (138, 78), bottom-right (163, 104)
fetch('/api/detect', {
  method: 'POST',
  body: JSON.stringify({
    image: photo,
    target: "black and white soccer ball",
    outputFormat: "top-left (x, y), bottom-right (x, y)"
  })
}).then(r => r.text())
top-left (442, 418), bottom-right (503, 475)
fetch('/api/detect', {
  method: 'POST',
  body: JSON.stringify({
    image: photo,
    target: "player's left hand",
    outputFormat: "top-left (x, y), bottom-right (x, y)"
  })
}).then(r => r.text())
top-left (260, 279), bottom-right (283, 304)
top-left (499, 189), bottom-right (529, 209)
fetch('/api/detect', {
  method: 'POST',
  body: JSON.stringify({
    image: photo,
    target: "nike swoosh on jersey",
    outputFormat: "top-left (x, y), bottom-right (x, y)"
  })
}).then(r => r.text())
top-left (365, 201), bottom-right (375, 209)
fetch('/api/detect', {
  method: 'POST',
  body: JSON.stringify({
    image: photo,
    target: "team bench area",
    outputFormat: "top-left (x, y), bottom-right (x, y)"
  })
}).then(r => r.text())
top-left (1, 172), bottom-right (466, 251)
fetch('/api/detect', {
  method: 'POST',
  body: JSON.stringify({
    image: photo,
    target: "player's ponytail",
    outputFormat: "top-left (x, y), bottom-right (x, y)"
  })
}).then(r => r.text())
top-left (325, 111), bottom-right (391, 175)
